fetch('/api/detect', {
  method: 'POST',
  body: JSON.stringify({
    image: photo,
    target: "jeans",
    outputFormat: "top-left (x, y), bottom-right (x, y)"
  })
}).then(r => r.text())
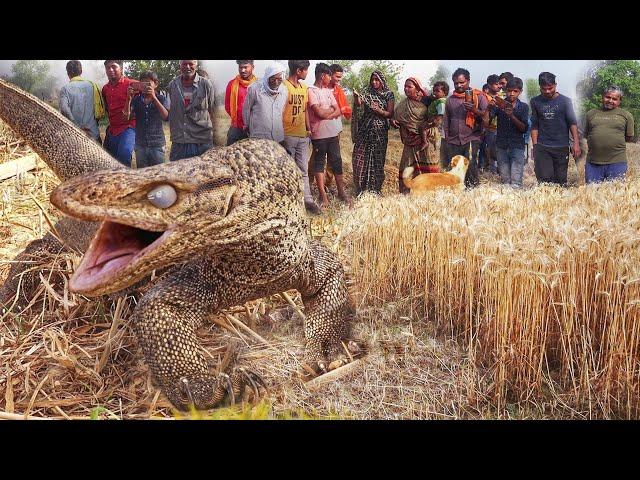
top-left (227, 126), bottom-right (248, 146)
top-left (533, 144), bottom-right (570, 186)
top-left (444, 140), bottom-right (480, 187)
top-left (483, 130), bottom-right (497, 172)
top-left (135, 145), bottom-right (166, 168)
top-left (283, 135), bottom-right (313, 202)
top-left (478, 133), bottom-right (485, 170)
top-left (169, 142), bottom-right (213, 161)
top-left (496, 146), bottom-right (526, 187)
top-left (585, 161), bottom-right (627, 184)
top-left (104, 127), bottom-right (135, 167)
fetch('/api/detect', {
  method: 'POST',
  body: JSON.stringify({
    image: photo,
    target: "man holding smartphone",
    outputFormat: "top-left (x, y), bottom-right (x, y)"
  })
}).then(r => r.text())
top-left (489, 77), bottom-right (529, 188)
top-left (443, 68), bottom-right (488, 187)
top-left (124, 71), bottom-right (170, 168)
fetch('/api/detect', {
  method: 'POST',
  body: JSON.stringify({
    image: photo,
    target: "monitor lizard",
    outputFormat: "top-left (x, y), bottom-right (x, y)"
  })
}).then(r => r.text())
top-left (0, 79), bottom-right (357, 410)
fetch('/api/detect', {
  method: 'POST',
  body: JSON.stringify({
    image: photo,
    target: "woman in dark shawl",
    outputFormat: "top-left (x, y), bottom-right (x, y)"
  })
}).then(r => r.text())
top-left (351, 70), bottom-right (395, 195)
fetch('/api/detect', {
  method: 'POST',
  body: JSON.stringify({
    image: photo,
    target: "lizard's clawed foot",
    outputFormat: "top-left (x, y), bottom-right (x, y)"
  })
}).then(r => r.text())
top-left (234, 367), bottom-right (268, 403)
top-left (168, 367), bottom-right (268, 412)
top-left (303, 339), bottom-right (365, 378)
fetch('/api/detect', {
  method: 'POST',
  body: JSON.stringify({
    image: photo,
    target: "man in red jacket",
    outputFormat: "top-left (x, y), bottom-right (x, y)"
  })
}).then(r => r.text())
top-left (102, 60), bottom-right (136, 166)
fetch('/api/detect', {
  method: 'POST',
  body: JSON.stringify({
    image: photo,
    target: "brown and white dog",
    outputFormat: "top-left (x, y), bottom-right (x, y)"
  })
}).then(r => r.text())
top-left (402, 155), bottom-right (469, 195)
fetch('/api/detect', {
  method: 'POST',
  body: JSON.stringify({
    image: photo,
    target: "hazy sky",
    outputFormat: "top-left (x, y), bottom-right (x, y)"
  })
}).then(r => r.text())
top-left (0, 59), bottom-right (594, 102)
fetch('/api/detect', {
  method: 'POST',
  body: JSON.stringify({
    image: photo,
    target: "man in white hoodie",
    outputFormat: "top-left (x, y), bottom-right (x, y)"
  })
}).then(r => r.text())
top-left (243, 62), bottom-right (288, 145)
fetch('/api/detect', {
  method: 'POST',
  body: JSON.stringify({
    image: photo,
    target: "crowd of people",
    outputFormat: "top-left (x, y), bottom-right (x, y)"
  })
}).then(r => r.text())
top-left (60, 59), bottom-right (216, 169)
top-left (58, 60), bottom-right (636, 216)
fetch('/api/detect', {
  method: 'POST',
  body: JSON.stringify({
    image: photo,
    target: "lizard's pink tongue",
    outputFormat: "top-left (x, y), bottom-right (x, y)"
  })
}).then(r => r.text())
top-left (69, 221), bottom-right (165, 293)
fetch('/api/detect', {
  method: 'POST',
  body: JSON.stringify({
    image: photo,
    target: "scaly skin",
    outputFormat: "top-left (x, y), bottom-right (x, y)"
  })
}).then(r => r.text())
top-left (0, 79), bottom-right (356, 410)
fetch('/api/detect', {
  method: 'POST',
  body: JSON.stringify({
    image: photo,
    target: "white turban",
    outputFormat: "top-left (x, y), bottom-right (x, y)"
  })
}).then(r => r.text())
top-left (262, 62), bottom-right (286, 94)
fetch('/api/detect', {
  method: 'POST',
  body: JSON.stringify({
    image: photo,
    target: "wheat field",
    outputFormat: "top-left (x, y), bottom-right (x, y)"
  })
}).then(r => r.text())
top-left (0, 110), bottom-right (638, 419)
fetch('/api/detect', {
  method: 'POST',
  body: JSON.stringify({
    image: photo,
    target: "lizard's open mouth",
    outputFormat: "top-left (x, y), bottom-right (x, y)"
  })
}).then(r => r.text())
top-left (69, 220), bottom-right (170, 293)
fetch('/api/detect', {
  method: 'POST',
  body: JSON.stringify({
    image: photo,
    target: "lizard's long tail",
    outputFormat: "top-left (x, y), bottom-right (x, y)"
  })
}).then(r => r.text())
top-left (0, 78), bottom-right (123, 181)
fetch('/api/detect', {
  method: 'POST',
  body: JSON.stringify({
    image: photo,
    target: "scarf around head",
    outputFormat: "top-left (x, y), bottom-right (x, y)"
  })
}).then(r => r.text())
top-left (452, 87), bottom-right (483, 129)
top-left (262, 62), bottom-right (286, 95)
top-left (368, 70), bottom-right (389, 94)
top-left (230, 73), bottom-right (257, 126)
top-left (358, 70), bottom-right (390, 110)
top-left (406, 76), bottom-right (426, 99)
top-left (70, 76), bottom-right (105, 120)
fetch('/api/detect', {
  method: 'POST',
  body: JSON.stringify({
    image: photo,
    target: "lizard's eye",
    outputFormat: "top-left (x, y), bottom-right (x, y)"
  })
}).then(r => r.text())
top-left (147, 184), bottom-right (177, 209)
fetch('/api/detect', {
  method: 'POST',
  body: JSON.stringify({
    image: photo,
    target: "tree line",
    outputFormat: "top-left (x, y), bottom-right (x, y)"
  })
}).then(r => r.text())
top-left (1, 60), bottom-right (59, 101)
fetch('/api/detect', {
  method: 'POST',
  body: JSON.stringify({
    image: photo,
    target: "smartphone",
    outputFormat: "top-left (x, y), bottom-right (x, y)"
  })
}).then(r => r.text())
top-left (130, 81), bottom-right (150, 93)
top-left (494, 96), bottom-right (506, 108)
top-left (464, 88), bottom-right (473, 103)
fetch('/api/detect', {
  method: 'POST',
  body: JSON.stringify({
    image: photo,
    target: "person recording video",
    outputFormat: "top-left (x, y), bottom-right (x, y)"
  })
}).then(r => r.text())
top-left (124, 71), bottom-right (170, 168)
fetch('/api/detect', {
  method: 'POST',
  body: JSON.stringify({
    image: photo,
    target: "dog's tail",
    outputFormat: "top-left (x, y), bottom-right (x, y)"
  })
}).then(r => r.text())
top-left (402, 166), bottom-right (414, 191)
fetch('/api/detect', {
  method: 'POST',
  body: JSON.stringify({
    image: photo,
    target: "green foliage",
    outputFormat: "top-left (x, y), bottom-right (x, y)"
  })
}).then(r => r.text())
top-left (124, 60), bottom-right (180, 92)
top-left (9, 60), bottom-right (58, 99)
top-left (428, 64), bottom-right (451, 87)
top-left (577, 60), bottom-right (640, 137)
top-left (525, 78), bottom-right (539, 102)
top-left (174, 400), bottom-right (341, 420)
top-left (90, 406), bottom-right (107, 420)
top-left (33, 75), bottom-right (59, 100)
top-left (340, 60), bottom-right (404, 101)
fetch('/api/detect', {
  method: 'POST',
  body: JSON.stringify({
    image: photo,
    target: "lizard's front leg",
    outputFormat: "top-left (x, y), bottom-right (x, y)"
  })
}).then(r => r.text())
top-left (132, 260), bottom-right (264, 411)
top-left (298, 241), bottom-right (358, 373)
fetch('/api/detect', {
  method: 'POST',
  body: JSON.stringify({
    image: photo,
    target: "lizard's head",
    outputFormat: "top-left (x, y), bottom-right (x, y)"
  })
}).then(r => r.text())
top-left (50, 140), bottom-right (304, 296)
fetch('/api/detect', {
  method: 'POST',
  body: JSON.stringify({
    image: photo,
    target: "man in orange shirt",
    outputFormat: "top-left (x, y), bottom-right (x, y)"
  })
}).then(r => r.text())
top-left (329, 64), bottom-right (352, 120)
top-left (224, 60), bottom-right (257, 145)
